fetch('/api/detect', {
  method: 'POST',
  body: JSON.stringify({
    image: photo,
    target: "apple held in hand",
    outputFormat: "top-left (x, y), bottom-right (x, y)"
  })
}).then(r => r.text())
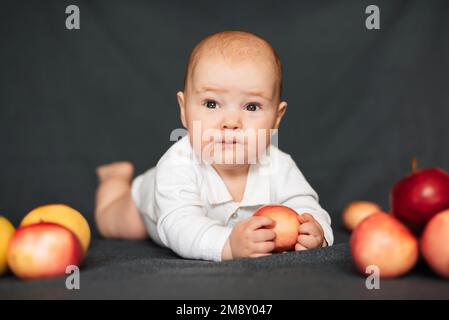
top-left (350, 212), bottom-right (419, 278)
top-left (7, 222), bottom-right (83, 280)
top-left (421, 209), bottom-right (449, 278)
top-left (391, 159), bottom-right (449, 233)
top-left (253, 205), bottom-right (300, 252)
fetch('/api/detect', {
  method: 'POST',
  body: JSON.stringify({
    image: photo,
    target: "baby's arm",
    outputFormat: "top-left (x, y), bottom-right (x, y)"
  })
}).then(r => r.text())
top-left (154, 159), bottom-right (277, 261)
top-left (277, 159), bottom-right (334, 248)
top-left (155, 177), bottom-right (230, 261)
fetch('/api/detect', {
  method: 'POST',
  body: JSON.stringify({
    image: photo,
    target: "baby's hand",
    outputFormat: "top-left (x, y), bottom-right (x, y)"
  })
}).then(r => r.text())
top-left (295, 213), bottom-right (326, 251)
top-left (226, 216), bottom-right (276, 259)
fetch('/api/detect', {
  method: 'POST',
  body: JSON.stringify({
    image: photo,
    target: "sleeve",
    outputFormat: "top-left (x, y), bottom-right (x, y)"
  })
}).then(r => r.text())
top-left (276, 159), bottom-right (334, 246)
top-left (154, 159), bottom-right (232, 262)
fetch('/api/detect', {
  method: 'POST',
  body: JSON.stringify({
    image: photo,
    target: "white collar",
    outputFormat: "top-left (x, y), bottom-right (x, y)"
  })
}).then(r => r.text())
top-left (201, 148), bottom-right (273, 207)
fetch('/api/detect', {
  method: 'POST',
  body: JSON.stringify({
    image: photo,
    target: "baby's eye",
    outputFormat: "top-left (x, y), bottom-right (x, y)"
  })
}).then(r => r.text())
top-left (245, 103), bottom-right (261, 112)
top-left (204, 100), bottom-right (218, 109)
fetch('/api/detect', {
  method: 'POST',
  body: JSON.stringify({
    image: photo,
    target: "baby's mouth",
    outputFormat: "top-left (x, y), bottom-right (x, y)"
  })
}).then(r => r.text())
top-left (217, 139), bottom-right (240, 146)
top-left (218, 135), bottom-right (243, 144)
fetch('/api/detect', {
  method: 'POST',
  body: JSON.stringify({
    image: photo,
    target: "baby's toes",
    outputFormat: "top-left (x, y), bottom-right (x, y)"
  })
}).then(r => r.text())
top-left (96, 161), bottom-right (134, 181)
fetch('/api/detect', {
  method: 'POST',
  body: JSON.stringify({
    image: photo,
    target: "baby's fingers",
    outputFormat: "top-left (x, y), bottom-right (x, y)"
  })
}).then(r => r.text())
top-left (252, 241), bottom-right (275, 254)
top-left (298, 222), bottom-right (316, 235)
top-left (252, 229), bottom-right (276, 242)
top-left (249, 216), bottom-right (276, 230)
top-left (297, 234), bottom-right (320, 249)
top-left (295, 243), bottom-right (307, 251)
top-left (297, 213), bottom-right (314, 224)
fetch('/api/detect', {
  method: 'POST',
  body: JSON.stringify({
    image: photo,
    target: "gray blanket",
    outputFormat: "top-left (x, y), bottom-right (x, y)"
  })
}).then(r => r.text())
top-left (1, 232), bottom-right (448, 299)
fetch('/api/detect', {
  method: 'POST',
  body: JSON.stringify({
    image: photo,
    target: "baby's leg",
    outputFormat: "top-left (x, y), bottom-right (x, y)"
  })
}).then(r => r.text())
top-left (95, 161), bottom-right (148, 240)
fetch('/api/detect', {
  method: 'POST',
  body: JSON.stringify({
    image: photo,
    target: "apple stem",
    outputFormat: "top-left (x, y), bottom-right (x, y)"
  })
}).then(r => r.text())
top-left (412, 157), bottom-right (418, 173)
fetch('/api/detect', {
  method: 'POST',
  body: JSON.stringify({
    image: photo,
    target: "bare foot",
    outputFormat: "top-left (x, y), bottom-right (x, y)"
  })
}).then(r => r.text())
top-left (96, 161), bottom-right (134, 182)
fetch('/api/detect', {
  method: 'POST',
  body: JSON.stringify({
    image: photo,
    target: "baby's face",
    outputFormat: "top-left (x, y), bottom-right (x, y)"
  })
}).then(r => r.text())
top-left (177, 53), bottom-right (287, 168)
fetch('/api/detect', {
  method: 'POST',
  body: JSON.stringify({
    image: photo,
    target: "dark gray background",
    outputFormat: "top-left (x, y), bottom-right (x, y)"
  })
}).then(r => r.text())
top-left (1, 0), bottom-right (448, 238)
top-left (2, 0), bottom-right (449, 300)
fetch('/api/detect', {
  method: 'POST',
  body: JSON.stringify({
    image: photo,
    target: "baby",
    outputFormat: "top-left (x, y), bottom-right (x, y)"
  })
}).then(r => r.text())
top-left (95, 30), bottom-right (334, 262)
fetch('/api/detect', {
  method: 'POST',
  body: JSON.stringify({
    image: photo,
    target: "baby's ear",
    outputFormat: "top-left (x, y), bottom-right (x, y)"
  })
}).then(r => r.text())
top-left (177, 91), bottom-right (187, 128)
top-left (274, 101), bottom-right (288, 129)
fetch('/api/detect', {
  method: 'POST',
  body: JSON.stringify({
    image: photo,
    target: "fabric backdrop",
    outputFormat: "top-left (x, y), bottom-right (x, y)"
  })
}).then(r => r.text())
top-left (1, 0), bottom-right (448, 237)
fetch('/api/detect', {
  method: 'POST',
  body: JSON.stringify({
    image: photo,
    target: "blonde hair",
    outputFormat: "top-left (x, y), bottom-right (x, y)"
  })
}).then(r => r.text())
top-left (183, 30), bottom-right (283, 99)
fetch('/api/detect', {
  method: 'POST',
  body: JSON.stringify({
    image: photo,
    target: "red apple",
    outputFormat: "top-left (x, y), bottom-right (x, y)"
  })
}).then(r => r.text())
top-left (7, 222), bottom-right (83, 280)
top-left (391, 159), bottom-right (449, 233)
top-left (351, 212), bottom-right (419, 278)
top-left (342, 201), bottom-right (382, 231)
top-left (253, 205), bottom-right (300, 252)
top-left (421, 209), bottom-right (449, 278)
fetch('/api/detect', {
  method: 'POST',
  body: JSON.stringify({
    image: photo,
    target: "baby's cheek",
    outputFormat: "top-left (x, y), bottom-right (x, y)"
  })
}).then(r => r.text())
top-left (248, 137), bottom-right (271, 163)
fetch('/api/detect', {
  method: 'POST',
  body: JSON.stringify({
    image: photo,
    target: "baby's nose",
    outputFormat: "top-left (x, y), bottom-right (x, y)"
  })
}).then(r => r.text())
top-left (223, 123), bottom-right (240, 130)
top-left (221, 112), bottom-right (242, 130)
